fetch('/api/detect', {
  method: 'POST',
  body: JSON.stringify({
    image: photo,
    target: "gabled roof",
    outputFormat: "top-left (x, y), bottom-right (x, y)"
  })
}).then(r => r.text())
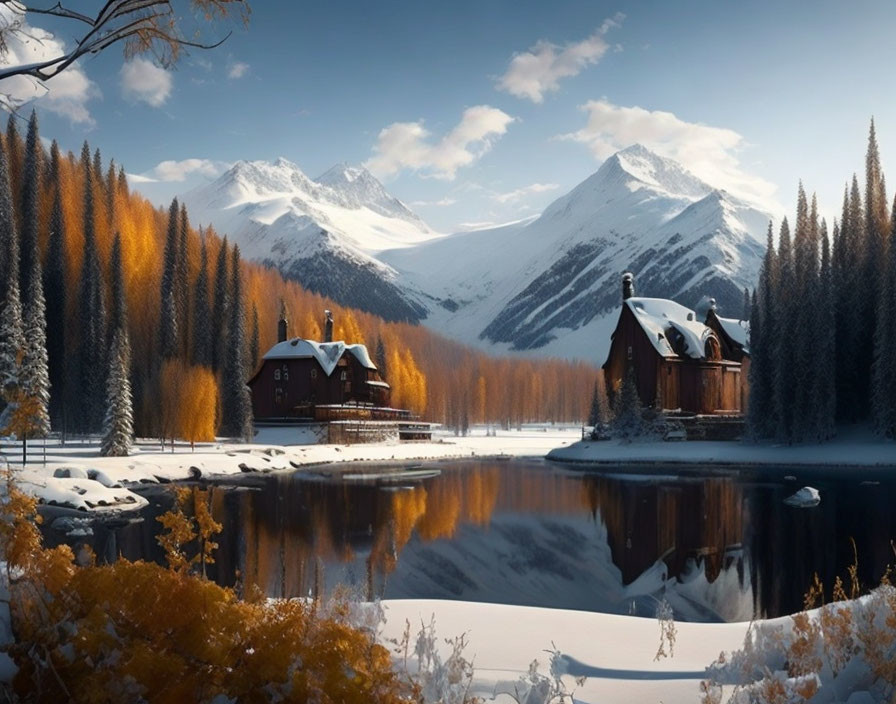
top-left (715, 316), bottom-right (749, 352)
top-left (262, 338), bottom-right (377, 376)
top-left (625, 297), bottom-right (715, 359)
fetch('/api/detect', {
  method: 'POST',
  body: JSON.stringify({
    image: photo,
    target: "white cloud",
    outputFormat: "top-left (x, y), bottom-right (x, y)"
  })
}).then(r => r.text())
top-left (559, 99), bottom-right (779, 208)
top-left (410, 197), bottom-right (457, 207)
top-left (227, 61), bottom-right (250, 79)
top-left (497, 14), bottom-right (624, 103)
top-left (365, 105), bottom-right (515, 180)
top-left (129, 158), bottom-right (231, 183)
top-left (120, 58), bottom-right (172, 107)
top-left (491, 182), bottom-right (559, 204)
top-left (0, 8), bottom-right (98, 124)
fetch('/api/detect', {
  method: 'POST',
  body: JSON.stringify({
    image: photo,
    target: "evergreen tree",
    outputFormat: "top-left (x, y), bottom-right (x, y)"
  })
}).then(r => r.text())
top-left (587, 377), bottom-right (610, 427)
top-left (211, 237), bottom-right (230, 373)
top-left (192, 234), bottom-right (213, 367)
top-left (611, 366), bottom-right (644, 440)
top-left (249, 303), bottom-right (260, 373)
top-left (43, 142), bottom-right (67, 432)
top-left (109, 234), bottom-right (127, 340)
top-left (375, 336), bottom-right (387, 379)
top-left (5, 114), bottom-right (22, 211)
top-left (219, 247), bottom-right (252, 440)
top-left (814, 220), bottom-right (837, 441)
top-left (101, 328), bottom-right (133, 457)
top-left (841, 176), bottom-right (865, 421)
top-left (159, 198), bottom-right (180, 359)
top-left (176, 203), bottom-right (190, 357)
top-left (0, 137), bottom-right (23, 409)
top-left (742, 287), bottom-right (750, 321)
top-left (773, 217), bottom-right (794, 441)
top-left (872, 196), bottom-right (896, 436)
top-left (19, 110), bottom-right (41, 304)
top-left (748, 222), bottom-right (777, 439)
top-left (76, 142), bottom-right (107, 434)
top-left (18, 222), bottom-right (50, 440)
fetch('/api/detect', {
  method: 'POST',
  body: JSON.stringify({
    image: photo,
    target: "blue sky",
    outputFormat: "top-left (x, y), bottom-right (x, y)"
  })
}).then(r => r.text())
top-left (9, 0), bottom-right (896, 231)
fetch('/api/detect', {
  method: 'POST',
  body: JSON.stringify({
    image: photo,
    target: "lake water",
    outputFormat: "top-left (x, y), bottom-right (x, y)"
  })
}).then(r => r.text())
top-left (44, 459), bottom-right (896, 623)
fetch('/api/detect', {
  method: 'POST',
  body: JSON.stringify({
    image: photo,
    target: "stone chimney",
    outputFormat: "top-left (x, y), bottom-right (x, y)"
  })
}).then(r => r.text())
top-left (277, 300), bottom-right (288, 342)
top-left (324, 309), bottom-right (334, 343)
top-left (622, 272), bottom-right (635, 301)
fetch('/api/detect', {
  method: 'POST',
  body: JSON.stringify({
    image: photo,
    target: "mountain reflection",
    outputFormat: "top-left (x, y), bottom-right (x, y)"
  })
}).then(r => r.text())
top-left (54, 460), bottom-right (896, 622)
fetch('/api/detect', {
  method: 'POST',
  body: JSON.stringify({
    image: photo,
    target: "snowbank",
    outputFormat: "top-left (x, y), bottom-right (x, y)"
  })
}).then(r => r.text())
top-left (0, 426), bottom-right (580, 514)
top-left (548, 428), bottom-right (896, 468)
top-left (380, 598), bottom-right (750, 704)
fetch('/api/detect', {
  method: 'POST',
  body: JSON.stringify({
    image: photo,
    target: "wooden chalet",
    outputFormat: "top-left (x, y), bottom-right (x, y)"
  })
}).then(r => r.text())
top-left (603, 273), bottom-right (750, 415)
top-left (249, 310), bottom-right (395, 421)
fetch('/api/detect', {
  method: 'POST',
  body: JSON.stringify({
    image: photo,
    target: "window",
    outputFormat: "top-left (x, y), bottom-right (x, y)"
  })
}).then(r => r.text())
top-left (627, 345), bottom-right (633, 360)
top-left (340, 370), bottom-right (347, 381)
top-left (274, 388), bottom-right (284, 405)
top-left (282, 364), bottom-right (289, 380)
top-left (310, 368), bottom-right (317, 379)
top-left (274, 369), bottom-right (281, 381)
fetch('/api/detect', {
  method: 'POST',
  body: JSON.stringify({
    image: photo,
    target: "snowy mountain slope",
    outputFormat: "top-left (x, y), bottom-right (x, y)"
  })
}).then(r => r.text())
top-left (383, 144), bottom-right (770, 362)
top-left (181, 159), bottom-right (439, 322)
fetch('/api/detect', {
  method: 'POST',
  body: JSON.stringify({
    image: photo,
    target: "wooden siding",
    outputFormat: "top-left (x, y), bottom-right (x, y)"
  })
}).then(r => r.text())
top-left (249, 353), bottom-right (390, 420)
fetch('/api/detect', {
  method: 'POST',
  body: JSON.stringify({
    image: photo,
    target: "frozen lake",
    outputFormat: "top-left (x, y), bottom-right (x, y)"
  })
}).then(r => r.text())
top-left (44, 458), bottom-right (896, 622)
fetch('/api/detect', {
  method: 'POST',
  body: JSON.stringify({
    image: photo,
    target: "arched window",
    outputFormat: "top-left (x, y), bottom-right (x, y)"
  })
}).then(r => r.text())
top-left (704, 336), bottom-right (722, 361)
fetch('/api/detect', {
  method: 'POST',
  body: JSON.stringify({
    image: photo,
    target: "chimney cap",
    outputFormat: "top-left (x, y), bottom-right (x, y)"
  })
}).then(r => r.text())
top-left (622, 271), bottom-right (634, 282)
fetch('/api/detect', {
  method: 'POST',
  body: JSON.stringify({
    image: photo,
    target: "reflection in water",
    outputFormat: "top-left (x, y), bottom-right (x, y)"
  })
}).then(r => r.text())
top-left (49, 460), bottom-right (896, 623)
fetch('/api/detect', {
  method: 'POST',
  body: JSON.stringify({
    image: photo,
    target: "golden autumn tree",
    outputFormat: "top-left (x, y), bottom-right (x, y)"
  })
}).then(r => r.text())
top-left (178, 365), bottom-right (219, 450)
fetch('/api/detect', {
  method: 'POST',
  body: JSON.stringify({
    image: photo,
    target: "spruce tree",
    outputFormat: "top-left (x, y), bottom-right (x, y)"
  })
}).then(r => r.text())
top-left (249, 303), bottom-right (260, 373)
top-left (0, 136), bottom-right (23, 409)
top-left (101, 328), bottom-right (133, 457)
top-left (773, 217), bottom-right (794, 441)
top-left (748, 222), bottom-right (777, 439)
top-left (159, 198), bottom-right (179, 359)
top-left (375, 336), bottom-right (387, 379)
top-left (76, 142), bottom-right (107, 433)
top-left (841, 176), bottom-right (865, 421)
top-left (192, 234), bottom-right (213, 367)
top-left (19, 223), bottom-right (50, 439)
top-left (43, 142), bottom-right (67, 432)
top-left (872, 197), bottom-right (896, 436)
top-left (211, 237), bottom-right (230, 373)
top-left (176, 203), bottom-right (190, 357)
top-left (5, 114), bottom-right (22, 210)
top-left (588, 377), bottom-right (610, 427)
top-left (814, 221), bottom-right (837, 441)
top-left (611, 366), bottom-right (644, 440)
top-left (109, 234), bottom-right (127, 340)
top-left (19, 110), bottom-right (41, 304)
top-left (742, 287), bottom-right (750, 321)
top-left (219, 246), bottom-right (252, 440)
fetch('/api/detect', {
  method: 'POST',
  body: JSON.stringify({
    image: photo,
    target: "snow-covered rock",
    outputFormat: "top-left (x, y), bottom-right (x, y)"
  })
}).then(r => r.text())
top-left (783, 486), bottom-right (821, 507)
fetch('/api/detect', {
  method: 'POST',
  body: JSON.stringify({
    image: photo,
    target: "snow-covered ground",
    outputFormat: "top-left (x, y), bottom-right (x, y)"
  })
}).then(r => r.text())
top-left (0, 425), bottom-right (581, 514)
top-left (548, 427), bottom-right (896, 467)
top-left (380, 598), bottom-right (748, 704)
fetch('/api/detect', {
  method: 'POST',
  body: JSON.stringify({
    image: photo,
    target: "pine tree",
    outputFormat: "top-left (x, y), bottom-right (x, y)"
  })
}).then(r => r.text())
top-left (192, 234), bottom-right (212, 367)
top-left (211, 237), bottom-right (229, 373)
top-left (249, 303), bottom-right (259, 373)
top-left (101, 328), bottom-right (133, 457)
top-left (19, 110), bottom-right (41, 305)
top-left (18, 225), bottom-right (50, 440)
top-left (748, 222), bottom-right (777, 439)
top-left (611, 366), bottom-right (643, 440)
top-left (0, 136), bottom-right (23, 410)
top-left (219, 247), bottom-right (252, 440)
top-left (814, 220), bottom-right (837, 441)
top-left (43, 142), bottom-right (67, 432)
top-left (742, 287), bottom-right (750, 321)
top-left (75, 142), bottom-right (107, 434)
top-left (872, 196), bottom-right (896, 436)
top-left (840, 176), bottom-right (865, 421)
top-left (176, 203), bottom-right (190, 357)
top-left (159, 198), bottom-right (180, 359)
top-left (773, 217), bottom-right (794, 441)
top-left (375, 336), bottom-right (387, 379)
top-left (588, 377), bottom-right (610, 427)
top-left (109, 234), bottom-right (127, 340)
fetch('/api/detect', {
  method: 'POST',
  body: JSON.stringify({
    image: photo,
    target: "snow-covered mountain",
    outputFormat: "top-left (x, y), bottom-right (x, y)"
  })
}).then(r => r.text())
top-left (382, 144), bottom-right (771, 362)
top-left (182, 145), bottom-right (771, 364)
top-left (180, 159), bottom-right (438, 322)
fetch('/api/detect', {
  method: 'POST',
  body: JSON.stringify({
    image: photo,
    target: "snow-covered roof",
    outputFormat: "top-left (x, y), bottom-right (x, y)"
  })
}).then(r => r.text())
top-left (716, 316), bottom-right (749, 351)
top-left (365, 380), bottom-right (390, 389)
top-left (263, 338), bottom-right (377, 376)
top-left (625, 297), bottom-right (714, 359)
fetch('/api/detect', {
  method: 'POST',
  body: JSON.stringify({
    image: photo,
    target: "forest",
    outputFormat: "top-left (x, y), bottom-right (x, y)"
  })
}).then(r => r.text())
top-left (0, 112), bottom-right (594, 452)
top-left (749, 120), bottom-right (896, 443)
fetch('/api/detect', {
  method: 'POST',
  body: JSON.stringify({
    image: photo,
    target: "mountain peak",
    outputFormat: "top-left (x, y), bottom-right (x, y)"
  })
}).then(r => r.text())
top-left (605, 144), bottom-right (711, 200)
